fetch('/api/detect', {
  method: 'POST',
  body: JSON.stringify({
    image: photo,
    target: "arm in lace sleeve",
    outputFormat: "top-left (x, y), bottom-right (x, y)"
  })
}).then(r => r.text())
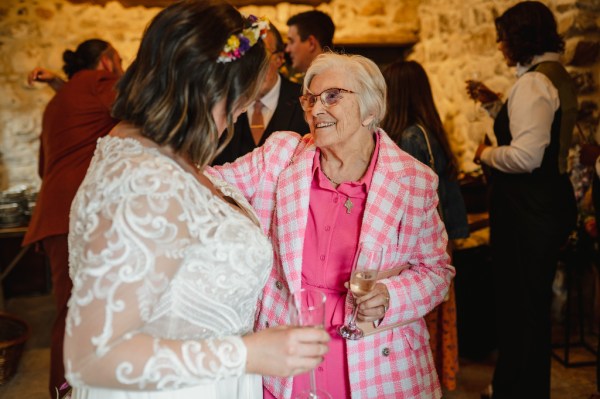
top-left (65, 164), bottom-right (247, 391)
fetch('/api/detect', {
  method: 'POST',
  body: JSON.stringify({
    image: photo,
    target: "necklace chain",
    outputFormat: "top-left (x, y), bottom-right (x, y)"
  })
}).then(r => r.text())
top-left (320, 165), bottom-right (354, 214)
top-left (321, 168), bottom-right (340, 185)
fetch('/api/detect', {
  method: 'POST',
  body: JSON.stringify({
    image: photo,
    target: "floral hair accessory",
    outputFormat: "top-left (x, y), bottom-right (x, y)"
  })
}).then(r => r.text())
top-left (217, 15), bottom-right (270, 63)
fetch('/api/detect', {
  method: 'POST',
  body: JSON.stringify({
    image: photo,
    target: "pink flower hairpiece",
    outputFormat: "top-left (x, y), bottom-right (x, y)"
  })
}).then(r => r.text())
top-left (217, 15), bottom-right (269, 63)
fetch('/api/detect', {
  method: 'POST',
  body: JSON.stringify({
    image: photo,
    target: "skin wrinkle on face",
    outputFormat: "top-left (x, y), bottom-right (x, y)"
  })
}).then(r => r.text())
top-left (306, 68), bottom-right (366, 152)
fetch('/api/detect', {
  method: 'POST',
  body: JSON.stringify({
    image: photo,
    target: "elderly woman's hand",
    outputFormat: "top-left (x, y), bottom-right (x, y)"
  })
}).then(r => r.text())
top-left (354, 282), bottom-right (390, 322)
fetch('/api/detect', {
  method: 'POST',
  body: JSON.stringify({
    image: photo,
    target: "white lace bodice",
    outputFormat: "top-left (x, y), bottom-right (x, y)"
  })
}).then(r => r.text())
top-left (65, 136), bottom-right (272, 392)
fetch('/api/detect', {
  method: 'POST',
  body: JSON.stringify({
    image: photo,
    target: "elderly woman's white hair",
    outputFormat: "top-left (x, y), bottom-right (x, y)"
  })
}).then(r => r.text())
top-left (303, 52), bottom-right (387, 131)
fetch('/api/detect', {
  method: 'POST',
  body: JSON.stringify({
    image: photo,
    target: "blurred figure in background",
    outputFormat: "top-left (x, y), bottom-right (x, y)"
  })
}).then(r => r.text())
top-left (579, 130), bottom-right (600, 399)
top-left (284, 10), bottom-right (335, 82)
top-left (22, 38), bottom-right (123, 398)
top-left (467, 2), bottom-right (577, 398)
top-left (212, 23), bottom-right (308, 165)
top-left (381, 59), bottom-right (468, 392)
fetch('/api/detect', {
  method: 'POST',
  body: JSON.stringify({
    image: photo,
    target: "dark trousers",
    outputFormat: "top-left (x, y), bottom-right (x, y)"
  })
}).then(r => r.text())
top-left (593, 174), bottom-right (600, 392)
top-left (489, 196), bottom-right (563, 399)
top-left (42, 234), bottom-right (72, 399)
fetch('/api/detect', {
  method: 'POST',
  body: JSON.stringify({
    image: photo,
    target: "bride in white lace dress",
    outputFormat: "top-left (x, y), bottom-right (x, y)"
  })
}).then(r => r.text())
top-left (63, 2), bottom-right (329, 399)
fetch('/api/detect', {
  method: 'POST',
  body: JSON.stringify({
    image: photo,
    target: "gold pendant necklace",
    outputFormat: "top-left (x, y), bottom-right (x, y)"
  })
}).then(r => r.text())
top-left (344, 198), bottom-right (354, 214)
top-left (321, 168), bottom-right (353, 214)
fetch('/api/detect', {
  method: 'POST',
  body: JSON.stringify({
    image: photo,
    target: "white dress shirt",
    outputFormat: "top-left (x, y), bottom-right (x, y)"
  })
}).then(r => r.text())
top-left (481, 52), bottom-right (561, 174)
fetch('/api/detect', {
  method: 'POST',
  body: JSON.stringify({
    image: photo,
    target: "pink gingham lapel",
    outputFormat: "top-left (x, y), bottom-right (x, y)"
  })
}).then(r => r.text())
top-left (341, 130), bottom-right (412, 319)
top-left (273, 136), bottom-right (317, 297)
top-left (359, 130), bottom-right (410, 246)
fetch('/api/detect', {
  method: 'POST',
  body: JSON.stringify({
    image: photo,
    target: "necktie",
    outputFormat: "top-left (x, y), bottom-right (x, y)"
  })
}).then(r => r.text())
top-left (250, 100), bottom-right (265, 145)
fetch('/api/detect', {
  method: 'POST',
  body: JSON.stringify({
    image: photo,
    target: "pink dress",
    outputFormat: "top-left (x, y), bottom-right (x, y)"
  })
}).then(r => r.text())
top-left (264, 136), bottom-right (380, 399)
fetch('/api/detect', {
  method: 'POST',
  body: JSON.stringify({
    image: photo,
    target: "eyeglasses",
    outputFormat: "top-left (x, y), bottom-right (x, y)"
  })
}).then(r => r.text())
top-left (299, 88), bottom-right (355, 111)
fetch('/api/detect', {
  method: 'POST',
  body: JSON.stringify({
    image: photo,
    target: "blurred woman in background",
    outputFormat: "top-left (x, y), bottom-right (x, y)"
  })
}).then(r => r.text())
top-left (382, 59), bottom-right (469, 392)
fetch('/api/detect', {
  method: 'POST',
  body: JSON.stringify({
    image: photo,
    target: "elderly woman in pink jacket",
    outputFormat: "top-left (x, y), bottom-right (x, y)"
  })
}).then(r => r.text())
top-left (209, 52), bottom-right (454, 399)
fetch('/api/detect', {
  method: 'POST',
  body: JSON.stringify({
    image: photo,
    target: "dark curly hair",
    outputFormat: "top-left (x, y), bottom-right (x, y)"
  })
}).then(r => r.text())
top-left (495, 1), bottom-right (564, 66)
top-left (112, 0), bottom-right (268, 168)
top-left (62, 39), bottom-right (109, 79)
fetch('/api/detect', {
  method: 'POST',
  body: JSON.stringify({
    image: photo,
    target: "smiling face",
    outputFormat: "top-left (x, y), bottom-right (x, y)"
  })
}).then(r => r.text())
top-left (305, 68), bottom-right (372, 150)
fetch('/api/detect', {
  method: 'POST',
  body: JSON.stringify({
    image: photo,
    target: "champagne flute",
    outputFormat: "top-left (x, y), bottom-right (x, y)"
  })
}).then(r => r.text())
top-left (338, 242), bottom-right (383, 340)
top-left (289, 288), bottom-right (331, 399)
top-left (469, 72), bottom-right (481, 121)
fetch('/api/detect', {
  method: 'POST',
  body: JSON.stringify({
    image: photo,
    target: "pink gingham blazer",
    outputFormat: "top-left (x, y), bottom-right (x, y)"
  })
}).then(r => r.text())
top-left (209, 129), bottom-right (454, 399)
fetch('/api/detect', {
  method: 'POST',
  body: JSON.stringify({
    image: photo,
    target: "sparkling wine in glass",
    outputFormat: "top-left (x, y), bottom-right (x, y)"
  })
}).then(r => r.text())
top-left (338, 242), bottom-right (383, 340)
top-left (289, 288), bottom-right (331, 399)
top-left (349, 270), bottom-right (378, 297)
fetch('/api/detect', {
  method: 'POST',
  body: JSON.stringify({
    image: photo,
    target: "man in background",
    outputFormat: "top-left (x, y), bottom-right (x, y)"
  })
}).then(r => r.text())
top-left (212, 23), bottom-right (308, 165)
top-left (284, 10), bottom-right (335, 81)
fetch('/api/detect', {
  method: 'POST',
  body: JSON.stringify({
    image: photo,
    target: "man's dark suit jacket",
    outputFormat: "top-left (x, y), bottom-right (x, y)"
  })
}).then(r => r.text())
top-left (212, 75), bottom-right (309, 165)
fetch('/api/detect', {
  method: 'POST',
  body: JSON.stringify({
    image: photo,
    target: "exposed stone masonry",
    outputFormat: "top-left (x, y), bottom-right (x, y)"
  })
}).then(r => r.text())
top-left (413, 0), bottom-right (600, 174)
top-left (0, 0), bottom-right (598, 189)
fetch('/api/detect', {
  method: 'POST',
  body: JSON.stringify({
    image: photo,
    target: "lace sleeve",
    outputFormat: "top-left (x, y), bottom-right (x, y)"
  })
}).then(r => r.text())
top-left (65, 144), bottom-right (248, 391)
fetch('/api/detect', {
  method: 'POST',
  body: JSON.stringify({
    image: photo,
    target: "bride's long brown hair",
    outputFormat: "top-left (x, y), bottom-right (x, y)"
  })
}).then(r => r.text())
top-left (112, 0), bottom-right (269, 168)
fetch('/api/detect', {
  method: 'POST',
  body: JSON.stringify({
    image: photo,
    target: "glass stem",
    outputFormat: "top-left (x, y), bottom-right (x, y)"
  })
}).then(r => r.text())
top-left (347, 302), bottom-right (360, 328)
top-left (309, 369), bottom-right (318, 398)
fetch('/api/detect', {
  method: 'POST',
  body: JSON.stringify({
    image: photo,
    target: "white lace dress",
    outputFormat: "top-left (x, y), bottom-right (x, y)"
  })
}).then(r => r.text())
top-left (65, 136), bottom-right (272, 399)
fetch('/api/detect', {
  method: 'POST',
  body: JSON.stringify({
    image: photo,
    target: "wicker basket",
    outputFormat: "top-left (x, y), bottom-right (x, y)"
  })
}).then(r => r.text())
top-left (0, 312), bottom-right (30, 385)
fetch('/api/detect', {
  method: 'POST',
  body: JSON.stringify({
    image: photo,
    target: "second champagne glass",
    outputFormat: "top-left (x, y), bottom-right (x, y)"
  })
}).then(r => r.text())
top-left (468, 72), bottom-right (482, 121)
top-left (338, 242), bottom-right (383, 340)
top-left (289, 288), bottom-right (331, 399)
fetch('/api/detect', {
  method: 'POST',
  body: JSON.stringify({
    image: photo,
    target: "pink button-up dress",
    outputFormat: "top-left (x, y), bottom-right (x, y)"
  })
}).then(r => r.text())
top-left (264, 135), bottom-right (380, 399)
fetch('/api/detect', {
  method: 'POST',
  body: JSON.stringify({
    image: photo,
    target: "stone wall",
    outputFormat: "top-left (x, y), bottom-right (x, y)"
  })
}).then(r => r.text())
top-left (0, 0), bottom-right (419, 190)
top-left (0, 0), bottom-right (598, 189)
top-left (412, 0), bottom-right (600, 174)
top-left (0, 0), bottom-right (160, 190)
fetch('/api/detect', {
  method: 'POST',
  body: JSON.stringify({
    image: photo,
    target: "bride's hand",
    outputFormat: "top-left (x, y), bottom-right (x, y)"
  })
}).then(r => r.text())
top-left (243, 325), bottom-right (330, 377)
